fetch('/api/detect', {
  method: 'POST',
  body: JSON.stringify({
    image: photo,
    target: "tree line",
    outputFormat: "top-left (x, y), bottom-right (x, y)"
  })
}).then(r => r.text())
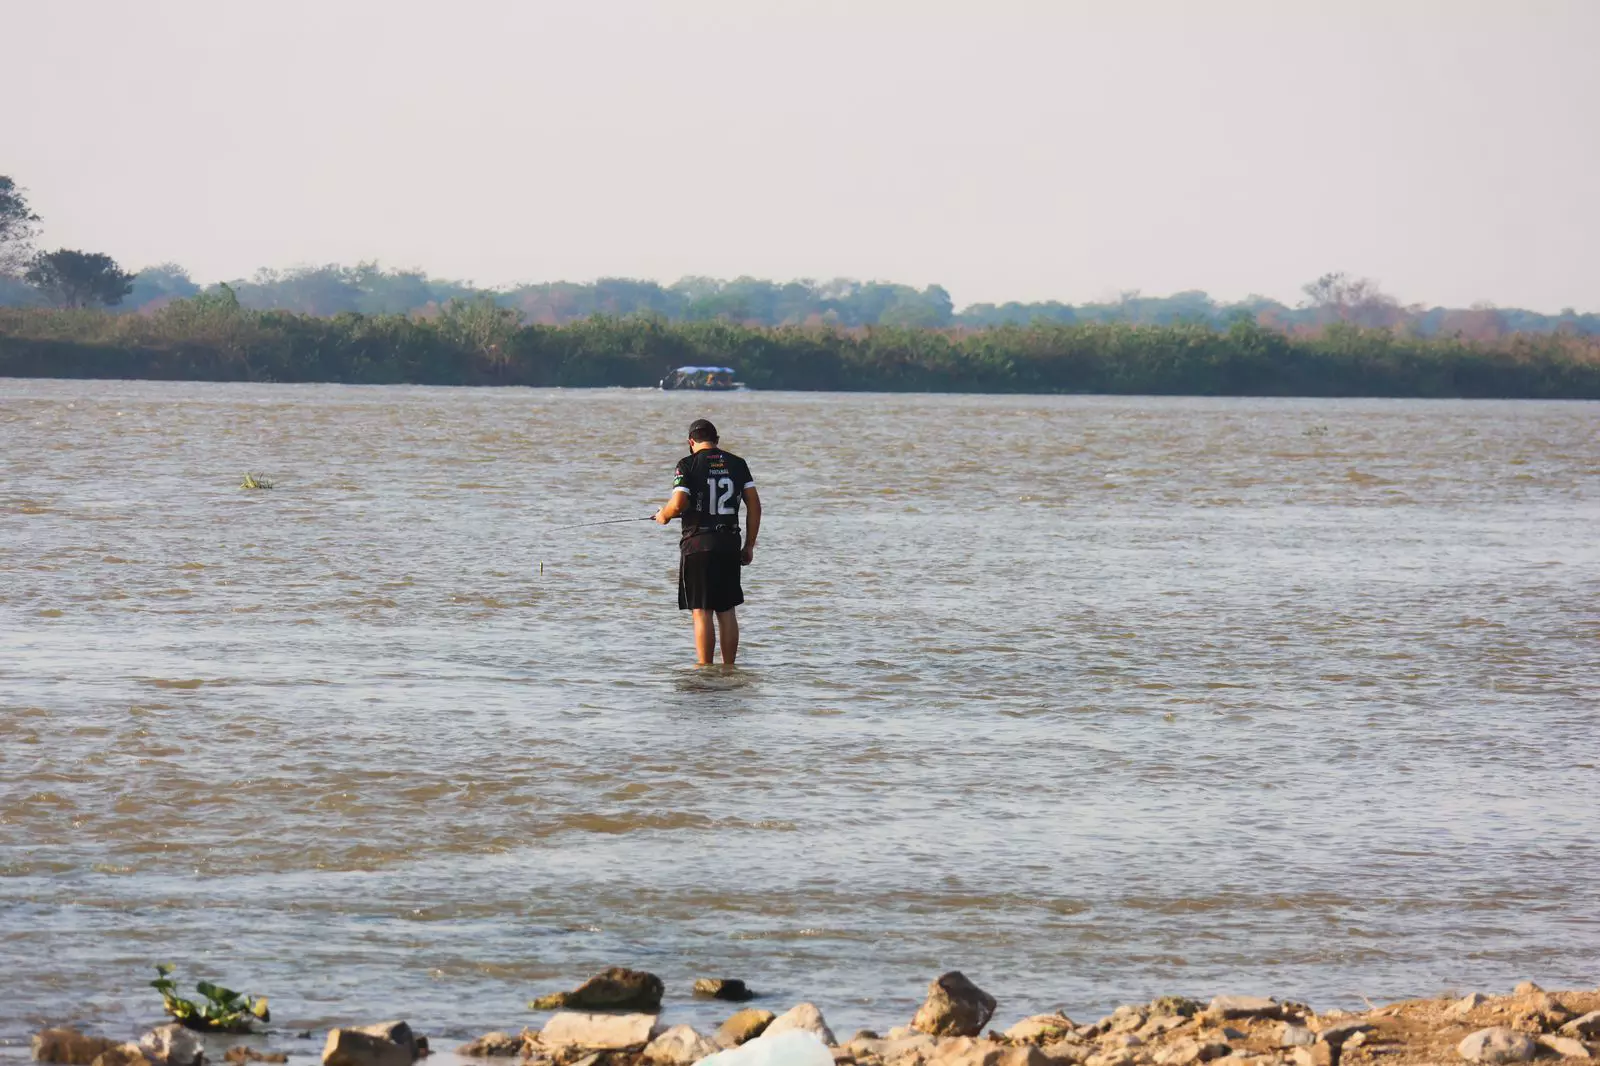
top-left (2, 290), bottom-right (1596, 398)
top-left (4, 173), bottom-right (1599, 339)
top-left (5, 257), bottom-right (1597, 340)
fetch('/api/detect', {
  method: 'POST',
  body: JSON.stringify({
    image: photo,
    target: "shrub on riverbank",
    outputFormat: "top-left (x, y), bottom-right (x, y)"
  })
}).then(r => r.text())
top-left (2, 296), bottom-right (1597, 398)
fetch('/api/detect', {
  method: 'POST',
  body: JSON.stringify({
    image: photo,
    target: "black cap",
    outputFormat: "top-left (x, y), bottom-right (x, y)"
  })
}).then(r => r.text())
top-left (688, 419), bottom-right (719, 443)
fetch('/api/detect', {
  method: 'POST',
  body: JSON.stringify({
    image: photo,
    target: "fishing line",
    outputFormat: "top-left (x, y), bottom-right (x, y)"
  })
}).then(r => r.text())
top-left (548, 516), bottom-right (656, 534)
top-left (538, 515), bottom-right (656, 574)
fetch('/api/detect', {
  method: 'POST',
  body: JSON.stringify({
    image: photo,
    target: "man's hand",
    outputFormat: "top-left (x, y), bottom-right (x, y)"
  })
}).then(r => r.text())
top-left (741, 487), bottom-right (761, 567)
top-left (654, 509), bottom-right (670, 525)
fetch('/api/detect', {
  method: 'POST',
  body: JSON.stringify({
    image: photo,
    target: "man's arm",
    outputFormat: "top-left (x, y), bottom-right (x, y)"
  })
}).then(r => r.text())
top-left (654, 488), bottom-right (688, 524)
top-left (655, 464), bottom-right (690, 524)
top-left (741, 487), bottom-right (761, 564)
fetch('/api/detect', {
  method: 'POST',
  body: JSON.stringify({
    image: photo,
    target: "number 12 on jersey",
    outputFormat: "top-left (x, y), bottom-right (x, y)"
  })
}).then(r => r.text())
top-left (707, 476), bottom-right (736, 515)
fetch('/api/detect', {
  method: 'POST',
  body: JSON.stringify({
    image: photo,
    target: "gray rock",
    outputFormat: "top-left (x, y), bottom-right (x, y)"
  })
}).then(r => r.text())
top-left (1562, 1013), bottom-right (1600, 1040)
top-left (1005, 1017), bottom-right (1077, 1045)
top-left (455, 1032), bottom-right (524, 1058)
top-left (95, 1045), bottom-right (154, 1066)
top-left (531, 968), bottom-right (664, 1013)
top-left (1287, 1048), bottom-right (1332, 1066)
top-left (1457, 1028), bottom-right (1537, 1064)
top-left (1317, 1022), bottom-right (1375, 1048)
top-left (322, 1030), bottom-right (410, 1066)
top-left (643, 1026), bottom-right (719, 1066)
top-left (911, 973), bottom-right (998, 1039)
top-left (1138, 1018), bottom-right (1189, 1040)
top-left (848, 1032), bottom-right (934, 1065)
top-left (717, 1011), bottom-right (776, 1049)
top-left (1084, 1052), bottom-right (1134, 1066)
top-left (1528, 994), bottom-right (1576, 1026)
top-left (354, 1024), bottom-right (418, 1063)
top-left (764, 1005), bottom-right (837, 1047)
top-left (995, 1048), bottom-right (1053, 1066)
top-left (1537, 1036), bottom-right (1592, 1060)
top-left (1041, 1042), bottom-right (1091, 1066)
top-left (540, 1013), bottom-right (657, 1051)
top-left (33, 1031), bottom-right (122, 1066)
top-left (1452, 995), bottom-right (1490, 1018)
top-left (1106, 1009), bottom-right (1146, 1035)
top-left (1150, 1040), bottom-right (1229, 1066)
top-left (1205, 997), bottom-right (1284, 1021)
top-left (1148, 999), bottom-right (1203, 1020)
top-left (1278, 1025), bottom-right (1315, 1048)
top-left (139, 1026), bottom-right (205, 1066)
top-left (884, 1033), bottom-right (940, 1058)
top-left (924, 1038), bottom-right (1048, 1066)
top-left (695, 980), bottom-right (755, 1003)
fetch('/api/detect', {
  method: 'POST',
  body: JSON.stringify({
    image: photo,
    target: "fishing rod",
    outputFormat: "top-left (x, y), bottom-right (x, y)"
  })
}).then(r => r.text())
top-left (547, 515), bottom-right (656, 534)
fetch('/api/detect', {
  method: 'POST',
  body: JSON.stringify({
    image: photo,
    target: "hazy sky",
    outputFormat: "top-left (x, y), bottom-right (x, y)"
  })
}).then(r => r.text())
top-left (9, 0), bottom-right (1599, 309)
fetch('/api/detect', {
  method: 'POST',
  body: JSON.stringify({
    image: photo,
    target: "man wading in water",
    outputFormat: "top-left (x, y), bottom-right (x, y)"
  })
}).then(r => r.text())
top-left (654, 419), bottom-right (761, 665)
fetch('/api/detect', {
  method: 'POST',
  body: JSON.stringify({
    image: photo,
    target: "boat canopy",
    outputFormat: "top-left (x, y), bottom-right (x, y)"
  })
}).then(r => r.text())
top-left (671, 366), bottom-right (737, 374)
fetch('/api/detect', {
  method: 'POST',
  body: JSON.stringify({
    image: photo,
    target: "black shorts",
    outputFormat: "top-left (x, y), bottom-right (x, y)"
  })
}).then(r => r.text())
top-left (679, 549), bottom-right (744, 612)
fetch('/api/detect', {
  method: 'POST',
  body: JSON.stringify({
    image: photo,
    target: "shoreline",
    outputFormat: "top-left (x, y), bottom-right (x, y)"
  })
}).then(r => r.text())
top-left (29, 975), bottom-right (1600, 1066)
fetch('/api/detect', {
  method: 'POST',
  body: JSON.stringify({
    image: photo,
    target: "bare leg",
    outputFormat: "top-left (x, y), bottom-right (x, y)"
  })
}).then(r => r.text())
top-left (692, 609), bottom-right (716, 665)
top-left (717, 608), bottom-right (739, 664)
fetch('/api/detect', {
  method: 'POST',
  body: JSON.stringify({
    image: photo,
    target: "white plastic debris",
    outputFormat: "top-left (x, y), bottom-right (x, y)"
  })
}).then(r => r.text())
top-left (695, 1030), bottom-right (832, 1066)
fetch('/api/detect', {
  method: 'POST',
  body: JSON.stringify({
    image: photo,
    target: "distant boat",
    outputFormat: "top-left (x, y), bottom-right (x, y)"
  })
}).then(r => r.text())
top-left (659, 366), bottom-right (745, 391)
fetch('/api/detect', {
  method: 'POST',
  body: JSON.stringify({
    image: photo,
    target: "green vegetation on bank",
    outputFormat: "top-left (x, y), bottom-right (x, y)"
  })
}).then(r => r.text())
top-left (3, 292), bottom-right (1596, 397)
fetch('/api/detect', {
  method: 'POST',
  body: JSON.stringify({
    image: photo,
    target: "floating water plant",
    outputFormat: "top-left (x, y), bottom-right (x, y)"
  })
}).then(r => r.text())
top-left (1301, 424), bottom-right (1330, 438)
top-left (239, 473), bottom-right (275, 490)
top-left (151, 963), bottom-right (270, 1032)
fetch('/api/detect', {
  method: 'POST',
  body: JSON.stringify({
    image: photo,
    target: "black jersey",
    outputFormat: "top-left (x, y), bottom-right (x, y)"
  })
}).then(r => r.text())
top-left (672, 448), bottom-right (755, 555)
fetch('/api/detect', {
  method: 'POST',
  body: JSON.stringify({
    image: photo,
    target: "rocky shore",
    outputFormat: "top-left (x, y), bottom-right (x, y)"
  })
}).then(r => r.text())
top-left (31, 971), bottom-right (1600, 1066)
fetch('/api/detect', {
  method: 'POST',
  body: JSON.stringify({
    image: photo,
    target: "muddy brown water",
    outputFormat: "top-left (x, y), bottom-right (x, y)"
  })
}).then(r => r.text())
top-left (2, 381), bottom-right (1597, 1050)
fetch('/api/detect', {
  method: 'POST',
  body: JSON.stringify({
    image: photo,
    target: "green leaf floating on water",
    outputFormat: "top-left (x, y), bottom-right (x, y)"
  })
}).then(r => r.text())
top-left (150, 963), bottom-right (269, 1032)
top-left (195, 980), bottom-right (240, 1007)
top-left (240, 472), bottom-right (275, 490)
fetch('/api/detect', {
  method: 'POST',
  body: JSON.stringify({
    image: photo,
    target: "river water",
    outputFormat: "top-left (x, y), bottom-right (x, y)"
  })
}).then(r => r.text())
top-left (2, 380), bottom-right (1597, 1050)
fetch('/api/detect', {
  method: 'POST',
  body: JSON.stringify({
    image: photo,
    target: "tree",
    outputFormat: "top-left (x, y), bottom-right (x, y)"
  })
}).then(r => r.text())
top-left (0, 176), bottom-right (41, 276)
top-left (25, 249), bottom-right (136, 308)
top-left (231, 264), bottom-right (363, 315)
top-left (1439, 300), bottom-right (1507, 342)
top-left (436, 295), bottom-right (521, 376)
top-left (353, 264), bottom-right (440, 315)
top-left (126, 262), bottom-right (201, 310)
top-left (1300, 271), bottom-right (1409, 329)
top-left (879, 285), bottom-right (954, 328)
